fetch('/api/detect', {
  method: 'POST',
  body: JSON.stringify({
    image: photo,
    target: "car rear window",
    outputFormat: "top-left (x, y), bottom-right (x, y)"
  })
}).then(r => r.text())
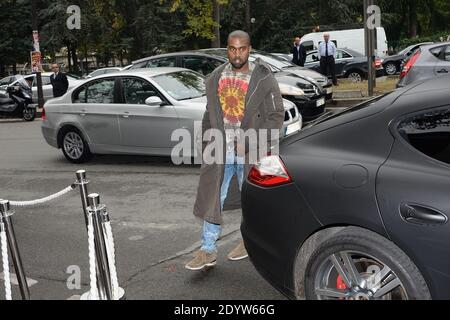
top-left (398, 107), bottom-right (450, 165)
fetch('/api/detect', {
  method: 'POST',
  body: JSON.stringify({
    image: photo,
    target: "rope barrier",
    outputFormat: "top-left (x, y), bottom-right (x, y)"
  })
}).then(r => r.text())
top-left (87, 213), bottom-right (99, 300)
top-left (9, 184), bottom-right (76, 207)
top-left (1, 170), bottom-right (124, 300)
top-left (0, 227), bottom-right (12, 300)
top-left (104, 219), bottom-right (120, 300)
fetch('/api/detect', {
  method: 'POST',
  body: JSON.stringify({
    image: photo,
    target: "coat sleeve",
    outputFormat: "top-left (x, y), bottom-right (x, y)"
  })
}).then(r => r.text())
top-left (62, 74), bottom-right (69, 91)
top-left (201, 102), bottom-right (212, 153)
top-left (261, 74), bottom-right (284, 151)
top-left (301, 45), bottom-right (307, 65)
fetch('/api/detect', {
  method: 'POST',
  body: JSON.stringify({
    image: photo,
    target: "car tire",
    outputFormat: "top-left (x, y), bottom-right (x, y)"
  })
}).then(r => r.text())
top-left (304, 227), bottom-right (431, 300)
top-left (61, 128), bottom-right (92, 163)
top-left (23, 108), bottom-right (36, 121)
top-left (384, 62), bottom-right (398, 76)
top-left (346, 70), bottom-right (364, 83)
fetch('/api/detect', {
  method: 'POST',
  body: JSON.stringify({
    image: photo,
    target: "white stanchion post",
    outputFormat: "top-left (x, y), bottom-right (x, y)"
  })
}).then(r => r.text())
top-left (0, 200), bottom-right (30, 300)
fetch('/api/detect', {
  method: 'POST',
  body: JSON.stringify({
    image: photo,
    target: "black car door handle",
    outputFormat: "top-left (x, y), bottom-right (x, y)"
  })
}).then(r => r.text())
top-left (400, 204), bottom-right (448, 225)
top-left (437, 69), bottom-right (449, 74)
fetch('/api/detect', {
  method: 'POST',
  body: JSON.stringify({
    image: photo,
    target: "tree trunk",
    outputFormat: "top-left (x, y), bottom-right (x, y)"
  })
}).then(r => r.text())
top-left (71, 46), bottom-right (79, 74)
top-left (211, 0), bottom-right (221, 48)
top-left (12, 63), bottom-right (17, 74)
top-left (245, 0), bottom-right (251, 34)
top-left (409, 0), bottom-right (418, 37)
top-left (67, 45), bottom-right (72, 72)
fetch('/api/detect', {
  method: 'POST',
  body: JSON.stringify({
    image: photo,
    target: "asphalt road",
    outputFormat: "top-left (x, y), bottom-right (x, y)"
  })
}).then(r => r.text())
top-left (0, 119), bottom-right (286, 300)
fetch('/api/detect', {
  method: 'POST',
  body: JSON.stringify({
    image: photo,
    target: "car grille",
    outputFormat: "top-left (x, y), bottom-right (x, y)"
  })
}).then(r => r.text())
top-left (284, 105), bottom-right (299, 123)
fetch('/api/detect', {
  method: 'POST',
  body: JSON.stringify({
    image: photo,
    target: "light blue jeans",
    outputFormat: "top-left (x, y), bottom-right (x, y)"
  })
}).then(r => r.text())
top-left (201, 157), bottom-right (244, 253)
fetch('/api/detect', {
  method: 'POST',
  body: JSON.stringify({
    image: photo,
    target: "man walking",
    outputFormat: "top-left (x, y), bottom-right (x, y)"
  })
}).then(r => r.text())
top-left (292, 36), bottom-right (306, 67)
top-left (50, 64), bottom-right (69, 97)
top-left (318, 33), bottom-right (338, 86)
top-left (185, 30), bottom-right (284, 271)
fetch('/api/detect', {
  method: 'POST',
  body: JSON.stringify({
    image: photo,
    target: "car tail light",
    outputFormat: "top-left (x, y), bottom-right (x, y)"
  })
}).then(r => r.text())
top-left (41, 107), bottom-right (46, 121)
top-left (400, 50), bottom-right (421, 79)
top-left (374, 58), bottom-right (382, 69)
top-left (248, 155), bottom-right (292, 187)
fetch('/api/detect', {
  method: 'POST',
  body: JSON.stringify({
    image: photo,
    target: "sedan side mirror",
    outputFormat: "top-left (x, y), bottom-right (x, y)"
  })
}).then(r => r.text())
top-left (312, 55), bottom-right (318, 61)
top-left (145, 96), bottom-right (163, 106)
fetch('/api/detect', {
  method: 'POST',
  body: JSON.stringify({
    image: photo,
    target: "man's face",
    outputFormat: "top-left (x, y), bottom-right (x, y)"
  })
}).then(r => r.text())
top-left (51, 65), bottom-right (59, 73)
top-left (324, 35), bottom-right (330, 42)
top-left (227, 37), bottom-right (251, 70)
top-left (294, 37), bottom-right (301, 45)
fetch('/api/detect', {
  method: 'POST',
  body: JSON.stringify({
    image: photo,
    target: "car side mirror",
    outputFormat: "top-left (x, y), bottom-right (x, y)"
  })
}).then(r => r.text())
top-left (145, 96), bottom-right (163, 106)
top-left (312, 55), bottom-right (318, 61)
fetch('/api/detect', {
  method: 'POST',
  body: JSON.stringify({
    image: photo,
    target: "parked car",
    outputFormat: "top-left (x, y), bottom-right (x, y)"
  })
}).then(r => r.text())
top-left (129, 50), bottom-right (327, 121)
top-left (382, 42), bottom-right (433, 75)
top-left (41, 68), bottom-right (302, 163)
top-left (304, 48), bottom-right (385, 82)
top-left (1, 73), bottom-right (82, 103)
top-left (397, 42), bottom-right (450, 88)
top-left (85, 67), bottom-right (123, 79)
top-left (241, 75), bottom-right (450, 300)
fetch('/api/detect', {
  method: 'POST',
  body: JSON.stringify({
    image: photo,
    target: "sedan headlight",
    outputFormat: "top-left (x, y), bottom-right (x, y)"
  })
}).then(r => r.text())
top-left (278, 83), bottom-right (305, 96)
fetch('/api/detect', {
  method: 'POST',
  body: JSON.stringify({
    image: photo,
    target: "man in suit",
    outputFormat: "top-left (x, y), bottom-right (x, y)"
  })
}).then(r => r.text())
top-left (292, 37), bottom-right (307, 67)
top-left (50, 64), bottom-right (69, 97)
top-left (318, 33), bottom-right (338, 86)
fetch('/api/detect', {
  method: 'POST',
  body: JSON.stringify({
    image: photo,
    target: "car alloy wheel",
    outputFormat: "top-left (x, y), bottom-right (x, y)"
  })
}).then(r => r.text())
top-left (313, 251), bottom-right (407, 300)
top-left (62, 129), bottom-right (92, 163)
top-left (385, 63), bottom-right (397, 76)
top-left (304, 227), bottom-right (431, 300)
top-left (348, 72), bottom-right (363, 83)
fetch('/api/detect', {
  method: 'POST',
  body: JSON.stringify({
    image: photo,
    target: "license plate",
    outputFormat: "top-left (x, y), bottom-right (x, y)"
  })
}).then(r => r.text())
top-left (317, 98), bottom-right (325, 107)
top-left (326, 87), bottom-right (333, 94)
top-left (285, 121), bottom-right (301, 136)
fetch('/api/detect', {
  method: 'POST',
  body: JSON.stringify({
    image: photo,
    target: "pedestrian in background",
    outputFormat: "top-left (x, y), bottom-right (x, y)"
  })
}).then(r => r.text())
top-left (292, 36), bottom-right (307, 67)
top-left (318, 33), bottom-right (338, 86)
top-left (50, 64), bottom-right (69, 97)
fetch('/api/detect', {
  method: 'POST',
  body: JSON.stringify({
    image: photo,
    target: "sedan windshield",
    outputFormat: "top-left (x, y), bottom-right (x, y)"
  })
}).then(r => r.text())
top-left (152, 71), bottom-right (206, 101)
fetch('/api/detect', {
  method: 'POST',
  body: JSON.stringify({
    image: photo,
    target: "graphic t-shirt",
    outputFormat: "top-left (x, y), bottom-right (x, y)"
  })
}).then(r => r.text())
top-left (217, 62), bottom-right (254, 161)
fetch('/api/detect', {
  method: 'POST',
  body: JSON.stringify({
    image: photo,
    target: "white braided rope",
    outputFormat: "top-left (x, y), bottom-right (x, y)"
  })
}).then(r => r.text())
top-left (1, 229), bottom-right (12, 300)
top-left (104, 220), bottom-right (120, 300)
top-left (9, 185), bottom-right (75, 207)
top-left (87, 213), bottom-right (99, 300)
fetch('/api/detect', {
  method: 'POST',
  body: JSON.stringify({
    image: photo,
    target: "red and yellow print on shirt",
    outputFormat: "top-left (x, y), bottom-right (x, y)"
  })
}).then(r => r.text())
top-left (218, 76), bottom-right (249, 124)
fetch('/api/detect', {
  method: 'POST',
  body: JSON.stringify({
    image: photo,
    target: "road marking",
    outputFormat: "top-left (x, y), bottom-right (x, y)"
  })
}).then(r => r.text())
top-left (0, 272), bottom-right (38, 287)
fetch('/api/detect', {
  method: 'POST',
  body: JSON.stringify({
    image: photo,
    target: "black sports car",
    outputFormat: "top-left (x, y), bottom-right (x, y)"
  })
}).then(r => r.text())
top-left (241, 75), bottom-right (450, 300)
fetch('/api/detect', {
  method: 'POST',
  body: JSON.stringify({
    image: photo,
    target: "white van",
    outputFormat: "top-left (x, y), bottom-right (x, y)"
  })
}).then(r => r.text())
top-left (300, 28), bottom-right (388, 57)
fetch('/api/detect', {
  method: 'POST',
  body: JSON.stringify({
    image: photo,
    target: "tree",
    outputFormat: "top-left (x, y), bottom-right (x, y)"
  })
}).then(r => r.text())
top-left (0, 0), bottom-right (32, 77)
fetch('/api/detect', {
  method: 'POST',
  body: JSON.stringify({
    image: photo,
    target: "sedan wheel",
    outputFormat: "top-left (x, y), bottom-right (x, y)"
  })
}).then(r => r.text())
top-left (347, 71), bottom-right (363, 83)
top-left (385, 63), bottom-right (398, 76)
top-left (62, 130), bottom-right (92, 163)
top-left (305, 227), bottom-right (431, 300)
top-left (313, 251), bottom-right (407, 300)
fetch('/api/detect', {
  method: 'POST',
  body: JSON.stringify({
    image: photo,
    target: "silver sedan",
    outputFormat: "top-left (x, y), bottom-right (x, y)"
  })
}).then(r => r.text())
top-left (41, 68), bottom-right (302, 163)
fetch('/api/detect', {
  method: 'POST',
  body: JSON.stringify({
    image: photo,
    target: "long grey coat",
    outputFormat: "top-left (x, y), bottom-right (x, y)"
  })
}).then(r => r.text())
top-left (193, 58), bottom-right (285, 225)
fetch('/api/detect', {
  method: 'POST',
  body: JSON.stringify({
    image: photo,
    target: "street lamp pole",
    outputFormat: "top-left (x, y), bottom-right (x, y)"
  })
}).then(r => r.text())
top-left (31, 0), bottom-right (44, 109)
top-left (364, 0), bottom-right (375, 97)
